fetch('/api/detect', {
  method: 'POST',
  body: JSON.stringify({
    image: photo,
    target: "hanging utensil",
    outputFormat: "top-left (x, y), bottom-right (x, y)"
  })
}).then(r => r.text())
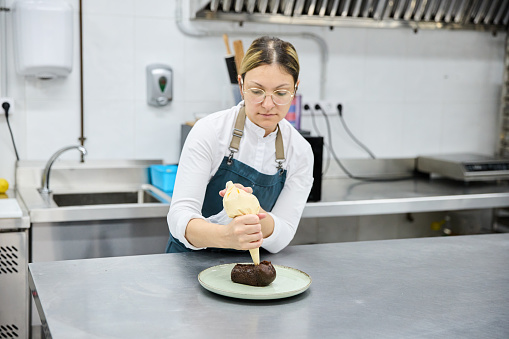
top-left (223, 34), bottom-right (242, 104)
top-left (232, 39), bottom-right (244, 75)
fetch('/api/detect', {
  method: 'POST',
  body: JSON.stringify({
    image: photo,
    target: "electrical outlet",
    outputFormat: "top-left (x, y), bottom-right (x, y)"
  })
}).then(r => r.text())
top-left (0, 97), bottom-right (14, 116)
top-left (301, 100), bottom-right (340, 115)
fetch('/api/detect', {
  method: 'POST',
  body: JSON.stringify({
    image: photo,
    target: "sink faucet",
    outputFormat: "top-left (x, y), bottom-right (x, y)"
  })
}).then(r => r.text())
top-left (39, 145), bottom-right (88, 195)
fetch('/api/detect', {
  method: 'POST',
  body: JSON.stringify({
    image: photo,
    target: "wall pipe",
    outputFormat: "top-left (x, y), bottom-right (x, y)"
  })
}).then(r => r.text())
top-left (0, 0), bottom-right (8, 97)
top-left (176, 0), bottom-right (328, 99)
top-left (78, 0), bottom-right (85, 162)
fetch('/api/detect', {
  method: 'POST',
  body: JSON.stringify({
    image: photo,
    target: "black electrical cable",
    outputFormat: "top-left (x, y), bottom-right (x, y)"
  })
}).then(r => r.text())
top-left (303, 103), bottom-right (331, 175)
top-left (334, 104), bottom-right (376, 159)
top-left (2, 102), bottom-right (20, 161)
top-left (313, 103), bottom-right (414, 182)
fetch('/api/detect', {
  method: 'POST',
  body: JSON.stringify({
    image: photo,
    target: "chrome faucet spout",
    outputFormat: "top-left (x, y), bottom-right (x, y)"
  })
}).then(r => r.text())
top-left (39, 145), bottom-right (88, 195)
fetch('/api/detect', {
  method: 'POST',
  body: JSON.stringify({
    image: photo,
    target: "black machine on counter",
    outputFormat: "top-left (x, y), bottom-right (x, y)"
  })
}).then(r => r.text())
top-left (416, 153), bottom-right (509, 182)
top-left (299, 130), bottom-right (323, 202)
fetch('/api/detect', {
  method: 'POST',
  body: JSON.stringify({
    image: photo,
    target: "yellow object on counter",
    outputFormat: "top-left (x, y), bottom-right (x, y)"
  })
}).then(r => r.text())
top-left (0, 178), bottom-right (9, 194)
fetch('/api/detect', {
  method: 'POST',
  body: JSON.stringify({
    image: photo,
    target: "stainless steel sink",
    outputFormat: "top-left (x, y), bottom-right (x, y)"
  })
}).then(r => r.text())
top-left (15, 160), bottom-right (173, 223)
top-left (52, 190), bottom-right (163, 207)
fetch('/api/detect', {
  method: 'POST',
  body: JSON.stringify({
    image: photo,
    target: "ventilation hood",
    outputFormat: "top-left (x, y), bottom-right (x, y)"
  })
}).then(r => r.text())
top-left (194, 0), bottom-right (509, 32)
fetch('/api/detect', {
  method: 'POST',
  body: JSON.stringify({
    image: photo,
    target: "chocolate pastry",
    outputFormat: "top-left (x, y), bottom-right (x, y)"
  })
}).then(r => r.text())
top-left (231, 260), bottom-right (276, 287)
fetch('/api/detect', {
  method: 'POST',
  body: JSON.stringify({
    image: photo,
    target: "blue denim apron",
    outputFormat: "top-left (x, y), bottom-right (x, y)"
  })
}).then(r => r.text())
top-left (165, 107), bottom-right (287, 253)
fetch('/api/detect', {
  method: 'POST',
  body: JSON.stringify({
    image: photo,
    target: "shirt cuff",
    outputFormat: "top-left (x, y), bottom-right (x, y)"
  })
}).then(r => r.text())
top-left (175, 212), bottom-right (207, 251)
top-left (260, 212), bottom-right (281, 253)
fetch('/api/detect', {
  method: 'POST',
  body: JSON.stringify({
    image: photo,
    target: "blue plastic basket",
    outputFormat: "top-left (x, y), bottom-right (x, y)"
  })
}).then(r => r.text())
top-left (149, 164), bottom-right (178, 194)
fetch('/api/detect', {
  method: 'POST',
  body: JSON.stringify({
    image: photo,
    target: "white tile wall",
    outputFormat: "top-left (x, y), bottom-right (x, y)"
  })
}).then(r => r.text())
top-left (0, 0), bottom-right (505, 187)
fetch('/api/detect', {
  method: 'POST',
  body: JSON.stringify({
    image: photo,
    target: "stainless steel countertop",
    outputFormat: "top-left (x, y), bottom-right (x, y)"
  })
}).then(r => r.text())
top-left (19, 176), bottom-right (509, 223)
top-left (303, 177), bottom-right (509, 217)
top-left (0, 189), bottom-right (31, 230)
top-left (29, 234), bottom-right (509, 338)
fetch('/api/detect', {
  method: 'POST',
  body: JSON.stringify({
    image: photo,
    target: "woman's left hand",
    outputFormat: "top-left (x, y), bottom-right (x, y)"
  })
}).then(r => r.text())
top-left (219, 183), bottom-right (253, 197)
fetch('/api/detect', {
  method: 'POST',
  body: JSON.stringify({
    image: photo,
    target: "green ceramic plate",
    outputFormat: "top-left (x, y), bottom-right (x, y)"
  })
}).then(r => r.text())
top-left (198, 263), bottom-right (311, 300)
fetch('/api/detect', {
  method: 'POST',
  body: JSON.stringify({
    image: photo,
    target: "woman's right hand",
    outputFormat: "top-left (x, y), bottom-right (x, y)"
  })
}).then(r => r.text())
top-left (223, 213), bottom-right (266, 250)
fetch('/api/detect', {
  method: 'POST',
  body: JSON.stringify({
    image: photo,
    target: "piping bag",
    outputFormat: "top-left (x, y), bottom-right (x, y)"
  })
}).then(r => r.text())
top-left (223, 181), bottom-right (261, 265)
top-left (222, 34), bottom-right (242, 104)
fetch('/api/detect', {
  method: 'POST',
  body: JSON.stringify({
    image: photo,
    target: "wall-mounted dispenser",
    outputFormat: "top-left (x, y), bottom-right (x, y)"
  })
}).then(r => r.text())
top-left (146, 64), bottom-right (173, 107)
top-left (12, 0), bottom-right (73, 79)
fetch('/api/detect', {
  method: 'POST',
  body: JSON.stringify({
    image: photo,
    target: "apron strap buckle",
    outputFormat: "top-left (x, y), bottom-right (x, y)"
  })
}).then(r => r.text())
top-left (233, 128), bottom-right (243, 138)
top-left (276, 159), bottom-right (284, 175)
top-left (227, 148), bottom-right (237, 165)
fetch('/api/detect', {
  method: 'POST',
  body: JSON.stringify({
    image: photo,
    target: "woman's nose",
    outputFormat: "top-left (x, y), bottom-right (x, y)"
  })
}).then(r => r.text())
top-left (261, 94), bottom-right (275, 110)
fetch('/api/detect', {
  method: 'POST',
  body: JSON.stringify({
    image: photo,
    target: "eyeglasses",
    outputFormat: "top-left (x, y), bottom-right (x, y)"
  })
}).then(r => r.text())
top-left (241, 78), bottom-right (296, 106)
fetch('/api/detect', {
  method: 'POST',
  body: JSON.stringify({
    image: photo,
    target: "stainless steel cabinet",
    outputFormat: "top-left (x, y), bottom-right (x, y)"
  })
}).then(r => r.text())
top-left (0, 230), bottom-right (29, 339)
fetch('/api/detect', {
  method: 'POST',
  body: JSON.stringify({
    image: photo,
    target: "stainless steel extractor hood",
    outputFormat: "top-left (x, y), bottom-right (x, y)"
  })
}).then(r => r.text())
top-left (194, 0), bottom-right (509, 32)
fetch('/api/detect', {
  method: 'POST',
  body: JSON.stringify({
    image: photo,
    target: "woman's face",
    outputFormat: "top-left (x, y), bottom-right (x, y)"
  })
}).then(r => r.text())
top-left (239, 64), bottom-right (299, 137)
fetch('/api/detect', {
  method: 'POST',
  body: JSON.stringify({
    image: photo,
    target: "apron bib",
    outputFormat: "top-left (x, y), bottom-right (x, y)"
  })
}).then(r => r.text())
top-left (166, 107), bottom-right (287, 253)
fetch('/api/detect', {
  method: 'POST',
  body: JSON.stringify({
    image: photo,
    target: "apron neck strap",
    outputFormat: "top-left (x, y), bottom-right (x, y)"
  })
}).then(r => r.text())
top-left (275, 127), bottom-right (285, 173)
top-left (228, 107), bottom-right (285, 172)
top-left (229, 106), bottom-right (246, 155)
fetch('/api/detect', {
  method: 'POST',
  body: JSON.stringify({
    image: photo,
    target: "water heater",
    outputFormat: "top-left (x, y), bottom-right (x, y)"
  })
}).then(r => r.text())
top-left (13, 0), bottom-right (73, 79)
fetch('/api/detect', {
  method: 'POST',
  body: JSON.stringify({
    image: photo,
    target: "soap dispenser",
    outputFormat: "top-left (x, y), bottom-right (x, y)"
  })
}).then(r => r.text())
top-left (146, 64), bottom-right (173, 107)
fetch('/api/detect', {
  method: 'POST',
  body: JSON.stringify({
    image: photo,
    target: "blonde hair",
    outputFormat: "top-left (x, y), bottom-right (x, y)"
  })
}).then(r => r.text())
top-left (239, 36), bottom-right (300, 86)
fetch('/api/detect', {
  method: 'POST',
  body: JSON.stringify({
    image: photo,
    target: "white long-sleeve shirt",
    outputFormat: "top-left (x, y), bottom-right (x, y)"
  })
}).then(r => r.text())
top-left (167, 102), bottom-right (314, 253)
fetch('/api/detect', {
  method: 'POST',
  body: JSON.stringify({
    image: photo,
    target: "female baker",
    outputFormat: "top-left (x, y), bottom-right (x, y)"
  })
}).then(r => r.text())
top-left (166, 36), bottom-right (314, 253)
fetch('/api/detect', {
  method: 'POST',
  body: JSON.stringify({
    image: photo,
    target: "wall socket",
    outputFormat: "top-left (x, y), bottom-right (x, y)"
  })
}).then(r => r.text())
top-left (0, 97), bottom-right (14, 116)
top-left (302, 100), bottom-right (340, 116)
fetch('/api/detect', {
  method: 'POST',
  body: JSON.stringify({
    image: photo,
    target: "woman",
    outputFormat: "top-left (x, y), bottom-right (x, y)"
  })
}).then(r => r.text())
top-left (166, 36), bottom-right (314, 253)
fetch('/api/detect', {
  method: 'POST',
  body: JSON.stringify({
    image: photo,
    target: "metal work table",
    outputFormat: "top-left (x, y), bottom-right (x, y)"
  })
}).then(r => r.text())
top-left (303, 177), bottom-right (509, 217)
top-left (29, 234), bottom-right (509, 338)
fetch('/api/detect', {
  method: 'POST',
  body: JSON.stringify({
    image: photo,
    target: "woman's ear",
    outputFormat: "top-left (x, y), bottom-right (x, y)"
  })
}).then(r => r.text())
top-left (295, 79), bottom-right (300, 92)
top-left (238, 75), bottom-right (244, 99)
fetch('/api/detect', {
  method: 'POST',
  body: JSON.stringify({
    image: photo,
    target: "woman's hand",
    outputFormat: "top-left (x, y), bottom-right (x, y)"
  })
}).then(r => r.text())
top-left (219, 183), bottom-right (253, 197)
top-left (223, 213), bottom-right (267, 250)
